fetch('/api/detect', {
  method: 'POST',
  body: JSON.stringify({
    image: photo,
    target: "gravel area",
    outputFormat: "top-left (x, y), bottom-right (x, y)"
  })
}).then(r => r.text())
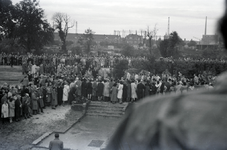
top-left (0, 105), bottom-right (83, 150)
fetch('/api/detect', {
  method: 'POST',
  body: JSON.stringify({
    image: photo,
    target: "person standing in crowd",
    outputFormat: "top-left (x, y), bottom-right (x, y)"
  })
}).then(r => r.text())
top-left (37, 86), bottom-right (44, 113)
top-left (8, 95), bottom-right (15, 123)
top-left (57, 80), bottom-right (63, 106)
top-left (68, 83), bottom-right (76, 104)
top-left (22, 93), bottom-right (30, 119)
top-left (51, 86), bottom-right (58, 109)
top-left (130, 80), bottom-right (137, 102)
top-left (126, 80), bottom-right (131, 102)
top-left (75, 77), bottom-right (82, 102)
top-left (97, 80), bottom-right (104, 101)
top-left (122, 81), bottom-right (128, 102)
top-left (1, 99), bottom-right (9, 124)
top-left (82, 78), bottom-right (88, 100)
top-left (0, 89), bottom-right (7, 122)
top-left (87, 79), bottom-right (93, 100)
top-left (92, 79), bottom-right (97, 101)
top-left (117, 81), bottom-right (123, 104)
top-left (62, 82), bottom-right (69, 106)
top-left (46, 82), bottom-right (52, 106)
top-left (14, 93), bottom-right (22, 122)
top-left (110, 83), bottom-right (118, 104)
top-left (21, 75), bottom-right (29, 87)
top-left (31, 88), bottom-right (39, 115)
top-left (49, 133), bottom-right (64, 150)
top-left (144, 81), bottom-right (150, 97)
top-left (103, 79), bottom-right (110, 102)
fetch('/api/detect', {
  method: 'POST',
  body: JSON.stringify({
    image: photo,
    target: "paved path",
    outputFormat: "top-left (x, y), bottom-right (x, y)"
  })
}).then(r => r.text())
top-left (37, 116), bottom-right (122, 150)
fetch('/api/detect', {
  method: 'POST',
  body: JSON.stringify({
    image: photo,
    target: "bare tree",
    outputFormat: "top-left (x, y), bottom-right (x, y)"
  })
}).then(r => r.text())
top-left (52, 12), bottom-right (74, 53)
top-left (146, 24), bottom-right (158, 55)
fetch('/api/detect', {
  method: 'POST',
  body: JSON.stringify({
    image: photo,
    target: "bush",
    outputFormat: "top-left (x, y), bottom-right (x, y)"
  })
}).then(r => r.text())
top-left (113, 59), bottom-right (129, 79)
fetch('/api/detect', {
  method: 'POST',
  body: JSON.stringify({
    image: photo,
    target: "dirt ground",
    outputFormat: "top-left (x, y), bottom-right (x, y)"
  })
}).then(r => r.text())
top-left (0, 105), bottom-right (83, 150)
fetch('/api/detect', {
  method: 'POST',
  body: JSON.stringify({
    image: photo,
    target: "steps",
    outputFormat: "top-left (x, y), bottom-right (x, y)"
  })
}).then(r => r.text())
top-left (86, 101), bottom-right (128, 118)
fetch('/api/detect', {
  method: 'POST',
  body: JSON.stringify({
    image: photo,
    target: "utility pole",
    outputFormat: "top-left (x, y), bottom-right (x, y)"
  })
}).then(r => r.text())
top-left (168, 17), bottom-right (170, 36)
top-left (75, 21), bottom-right (77, 34)
top-left (205, 16), bottom-right (207, 35)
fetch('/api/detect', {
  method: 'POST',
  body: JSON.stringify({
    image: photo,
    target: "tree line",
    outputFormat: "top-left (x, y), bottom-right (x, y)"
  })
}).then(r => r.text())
top-left (0, 0), bottom-right (94, 54)
top-left (0, 0), bottom-right (54, 53)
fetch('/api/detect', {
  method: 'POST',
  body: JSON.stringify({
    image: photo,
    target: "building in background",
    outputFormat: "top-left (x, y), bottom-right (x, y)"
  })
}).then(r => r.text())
top-left (196, 34), bottom-right (219, 50)
top-left (124, 34), bottom-right (143, 49)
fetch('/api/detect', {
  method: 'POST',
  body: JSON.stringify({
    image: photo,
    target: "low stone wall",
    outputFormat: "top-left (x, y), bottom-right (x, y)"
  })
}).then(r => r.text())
top-left (71, 100), bottom-right (90, 114)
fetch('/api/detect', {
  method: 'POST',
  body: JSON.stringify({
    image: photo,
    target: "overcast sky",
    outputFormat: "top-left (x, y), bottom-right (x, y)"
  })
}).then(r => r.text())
top-left (12, 0), bottom-right (225, 40)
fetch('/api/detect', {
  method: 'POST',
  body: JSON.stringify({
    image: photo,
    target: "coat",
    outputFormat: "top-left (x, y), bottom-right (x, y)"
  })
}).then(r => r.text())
top-left (111, 86), bottom-right (118, 102)
top-left (1, 103), bottom-right (9, 118)
top-left (68, 86), bottom-right (76, 104)
top-left (37, 88), bottom-right (44, 108)
top-left (15, 96), bottom-right (22, 118)
top-left (63, 85), bottom-right (69, 102)
top-left (126, 82), bottom-right (131, 100)
top-left (103, 82), bottom-right (110, 97)
top-left (75, 80), bottom-right (82, 96)
top-left (22, 96), bottom-right (30, 115)
top-left (31, 92), bottom-right (38, 111)
top-left (117, 84), bottom-right (123, 99)
top-left (46, 86), bottom-right (52, 103)
top-left (97, 82), bottom-right (104, 97)
top-left (92, 81), bottom-right (97, 96)
top-left (122, 83), bottom-right (128, 101)
top-left (8, 100), bottom-right (15, 117)
top-left (51, 88), bottom-right (58, 106)
top-left (81, 81), bottom-right (87, 97)
top-left (87, 82), bottom-right (93, 95)
top-left (137, 82), bottom-right (145, 100)
top-left (49, 138), bottom-right (63, 150)
top-left (131, 82), bottom-right (137, 99)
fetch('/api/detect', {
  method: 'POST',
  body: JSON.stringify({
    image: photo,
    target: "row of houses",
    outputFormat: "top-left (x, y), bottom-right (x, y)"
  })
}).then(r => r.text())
top-left (54, 32), bottom-right (220, 51)
top-left (54, 32), bottom-right (144, 49)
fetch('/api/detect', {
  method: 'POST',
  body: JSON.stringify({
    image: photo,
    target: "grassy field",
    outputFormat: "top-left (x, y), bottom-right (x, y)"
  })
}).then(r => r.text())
top-left (0, 65), bottom-right (24, 85)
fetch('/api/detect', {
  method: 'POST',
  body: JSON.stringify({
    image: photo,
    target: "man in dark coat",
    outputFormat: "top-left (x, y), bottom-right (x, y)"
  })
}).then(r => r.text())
top-left (122, 81), bottom-right (128, 102)
top-left (86, 79), bottom-right (93, 100)
top-left (68, 85), bottom-right (76, 105)
top-left (57, 81), bottom-right (63, 106)
top-left (97, 80), bottom-right (104, 101)
top-left (136, 80), bottom-right (145, 101)
top-left (14, 94), bottom-right (22, 121)
top-left (81, 79), bottom-right (87, 100)
top-left (49, 133), bottom-right (63, 150)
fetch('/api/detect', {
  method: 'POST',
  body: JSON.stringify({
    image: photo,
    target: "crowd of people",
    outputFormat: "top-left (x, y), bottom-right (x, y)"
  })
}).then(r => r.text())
top-left (0, 53), bottom-right (216, 124)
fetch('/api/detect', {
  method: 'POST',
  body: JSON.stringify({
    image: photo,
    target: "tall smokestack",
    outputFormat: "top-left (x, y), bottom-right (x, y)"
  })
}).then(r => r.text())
top-left (205, 16), bottom-right (207, 35)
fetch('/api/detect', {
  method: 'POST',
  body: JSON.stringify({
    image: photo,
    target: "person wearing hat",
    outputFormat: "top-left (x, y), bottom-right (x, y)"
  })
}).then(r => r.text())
top-left (31, 88), bottom-right (39, 115)
top-left (22, 93), bottom-right (31, 119)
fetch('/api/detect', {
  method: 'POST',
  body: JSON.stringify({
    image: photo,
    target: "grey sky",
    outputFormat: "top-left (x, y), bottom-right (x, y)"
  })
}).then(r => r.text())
top-left (12, 0), bottom-right (224, 40)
